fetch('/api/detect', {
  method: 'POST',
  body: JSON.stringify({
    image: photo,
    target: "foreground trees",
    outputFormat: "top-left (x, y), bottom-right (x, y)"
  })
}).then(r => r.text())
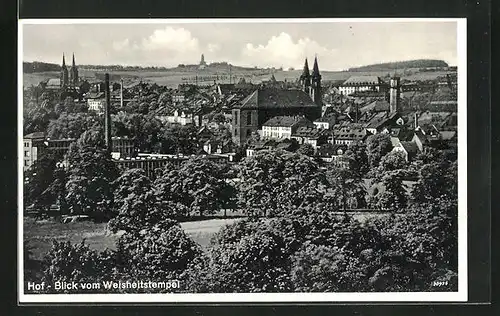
top-left (65, 130), bottom-right (119, 220)
top-left (237, 150), bottom-right (331, 216)
top-left (153, 157), bottom-right (234, 217)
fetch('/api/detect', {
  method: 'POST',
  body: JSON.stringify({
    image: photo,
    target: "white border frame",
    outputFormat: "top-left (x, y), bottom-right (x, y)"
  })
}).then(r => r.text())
top-left (18, 18), bottom-right (467, 303)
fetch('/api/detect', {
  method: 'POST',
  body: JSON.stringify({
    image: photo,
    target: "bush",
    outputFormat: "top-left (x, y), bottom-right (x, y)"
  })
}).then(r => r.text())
top-left (208, 229), bottom-right (293, 292)
top-left (290, 243), bottom-right (368, 292)
top-left (40, 240), bottom-right (115, 293)
top-left (115, 221), bottom-right (202, 292)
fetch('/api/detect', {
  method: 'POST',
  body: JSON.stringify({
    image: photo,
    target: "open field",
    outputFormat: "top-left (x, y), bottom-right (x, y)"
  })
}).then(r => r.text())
top-left (23, 71), bottom-right (61, 87)
top-left (23, 217), bottom-right (242, 260)
top-left (23, 211), bottom-right (393, 260)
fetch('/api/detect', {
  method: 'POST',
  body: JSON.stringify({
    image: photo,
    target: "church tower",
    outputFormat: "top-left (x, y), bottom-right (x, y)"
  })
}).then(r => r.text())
top-left (69, 53), bottom-right (79, 87)
top-left (299, 58), bottom-right (311, 93)
top-left (389, 76), bottom-right (401, 114)
top-left (60, 53), bottom-right (69, 87)
top-left (310, 56), bottom-right (322, 106)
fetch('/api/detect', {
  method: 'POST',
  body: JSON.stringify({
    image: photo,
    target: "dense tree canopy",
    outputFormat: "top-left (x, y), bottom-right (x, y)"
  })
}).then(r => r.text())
top-left (47, 112), bottom-right (100, 139)
top-left (111, 112), bottom-right (163, 152)
top-left (153, 157), bottom-right (233, 217)
top-left (237, 150), bottom-right (328, 216)
top-left (65, 130), bottom-right (119, 220)
top-left (366, 133), bottom-right (393, 169)
top-left (344, 143), bottom-right (369, 176)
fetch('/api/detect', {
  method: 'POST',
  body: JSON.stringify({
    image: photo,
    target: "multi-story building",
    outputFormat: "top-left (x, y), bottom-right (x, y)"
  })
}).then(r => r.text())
top-left (23, 132), bottom-right (46, 171)
top-left (291, 126), bottom-right (329, 149)
top-left (114, 153), bottom-right (231, 179)
top-left (231, 57), bottom-right (323, 145)
top-left (338, 76), bottom-right (388, 96)
top-left (232, 88), bottom-right (321, 145)
top-left (86, 92), bottom-right (106, 112)
top-left (22, 133), bottom-right (136, 171)
top-left (261, 116), bottom-right (312, 140)
top-left (313, 115), bottom-right (337, 130)
top-left (156, 109), bottom-right (200, 126)
top-left (331, 123), bottom-right (371, 146)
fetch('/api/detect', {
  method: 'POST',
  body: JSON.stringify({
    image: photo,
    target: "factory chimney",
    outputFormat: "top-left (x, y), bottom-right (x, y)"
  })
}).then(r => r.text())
top-left (120, 78), bottom-right (124, 108)
top-left (104, 73), bottom-right (112, 154)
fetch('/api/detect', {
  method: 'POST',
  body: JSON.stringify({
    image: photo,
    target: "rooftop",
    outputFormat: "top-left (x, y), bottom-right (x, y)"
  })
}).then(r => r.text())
top-left (263, 116), bottom-right (310, 128)
top-left (24, 132), bottom-right (46, 139)
top-left (293, 126), bottom-right (327, 138)
top-left (400, 141), bottom-right (419, 157)
top-left (341, 76), bottom-right (385, 86)
top-left (236, 88), bottom-right (317, 109)
top-left (314, 115), bottom-right (337, 123)
top-left (87, 92), bottom-right (105, 99)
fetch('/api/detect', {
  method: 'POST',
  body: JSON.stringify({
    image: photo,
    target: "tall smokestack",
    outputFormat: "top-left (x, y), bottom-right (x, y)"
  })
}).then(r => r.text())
top-left (104, 73), bottom-right (112, 154)
top-left (120, 78), bottom-right (124, 108)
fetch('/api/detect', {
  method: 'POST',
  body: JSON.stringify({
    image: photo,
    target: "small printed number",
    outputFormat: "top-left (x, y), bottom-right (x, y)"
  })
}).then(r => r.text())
top-left (432, 281), bottom-right (448, 287)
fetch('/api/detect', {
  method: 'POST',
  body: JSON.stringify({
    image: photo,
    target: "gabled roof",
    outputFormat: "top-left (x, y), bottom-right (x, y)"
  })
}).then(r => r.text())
top-left (248, 140), bottom-right (275, 150)
top-left (292, 126), bottom-right (327, 139)
top-left (364, 111), bottom-right (390, 128)
top-left (439, 131), bottom-right (457, 140)
top-left (360, 100), bottom-right (390, 113)
top-left (314, 115), bottom-right (336, 124)
top-left (333, 123), bottom-right (369, 140)
top-left (235, 88), bottom-right (318, 109)
top-left (24, 132), bottom-right (46, 139)
top-left (390, 128), bottom-right (415, 141)
top-left (317, 144), bottom-right (347, 156)
top-left (276, 141), bottom-right (294, 151)
top-left (87, 92), bottom-right (105, 99)
top-left (400, 141), bottom-right (419, 158)
top-left (46, 78), bottom-right (61, 87)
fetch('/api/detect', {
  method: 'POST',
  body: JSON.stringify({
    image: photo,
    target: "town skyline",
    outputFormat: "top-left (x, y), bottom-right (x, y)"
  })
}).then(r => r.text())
top-left (22, 20), bottom-right (458, 71)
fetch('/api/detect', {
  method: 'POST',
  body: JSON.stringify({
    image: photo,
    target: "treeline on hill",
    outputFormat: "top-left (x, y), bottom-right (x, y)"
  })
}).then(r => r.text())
top-left (23, 62), bottom-right (61, 73)
top-left (24, 60), bottom-right (266, 73)
top-left (347, 59), bottom-right (449, 72)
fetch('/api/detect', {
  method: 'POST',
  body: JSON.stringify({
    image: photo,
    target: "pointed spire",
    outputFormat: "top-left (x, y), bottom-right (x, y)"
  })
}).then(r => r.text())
top-left (62, 53), bottom-right (66, 67)
top-left (301, 58), bottom-right (310, 79)
top-left (72, 53), bottom-right (76, 67)
top-left (312, 56), bottom-right (320, 78)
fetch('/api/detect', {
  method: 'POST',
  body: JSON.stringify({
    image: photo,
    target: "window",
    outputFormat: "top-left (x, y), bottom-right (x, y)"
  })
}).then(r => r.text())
top-left (246, 112), bottom-right (252, 125)
top-left (246, 129), bottom-right (252, 137)
top-left (234, 112), bottom-right (238, 125)
top-left (24, 150), bottom-right (29, 157)
top-left (235, 129), bottom-right (238, 136)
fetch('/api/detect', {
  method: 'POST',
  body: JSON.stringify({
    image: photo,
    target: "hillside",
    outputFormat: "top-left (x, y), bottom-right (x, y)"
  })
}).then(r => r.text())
top-left (347, 59), bottom-right (449, 72)
top-left (23, 61), bottom-right (60, 73)
top-left (23, 61), bottom-right (267, 74)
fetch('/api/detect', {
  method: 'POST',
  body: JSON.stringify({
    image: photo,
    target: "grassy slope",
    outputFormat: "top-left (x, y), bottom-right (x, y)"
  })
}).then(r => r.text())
top-left (24, 211), bottom-right (393, 261)
top-left (24, 217), bottom-right (242, 260)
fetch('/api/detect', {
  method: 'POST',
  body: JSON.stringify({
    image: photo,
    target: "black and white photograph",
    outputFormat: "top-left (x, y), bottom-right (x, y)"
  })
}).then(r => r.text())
top-left (19, 18), bottom-right (467, 302)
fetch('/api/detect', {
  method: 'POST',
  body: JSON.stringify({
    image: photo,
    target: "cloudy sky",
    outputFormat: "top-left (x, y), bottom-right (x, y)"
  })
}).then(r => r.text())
top-left (22, 20), bottom-right (458, 71)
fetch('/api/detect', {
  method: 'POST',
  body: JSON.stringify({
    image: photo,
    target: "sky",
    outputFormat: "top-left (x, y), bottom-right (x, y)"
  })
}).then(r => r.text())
top-left (22, 20), bottom-right (458, 71)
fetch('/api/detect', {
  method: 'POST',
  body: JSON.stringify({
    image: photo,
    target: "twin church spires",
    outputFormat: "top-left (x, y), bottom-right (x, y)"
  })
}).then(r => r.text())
top-left (60, 53), bottom-right (79, 88)
top-left (300, 56), bottom-right (322, 106)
